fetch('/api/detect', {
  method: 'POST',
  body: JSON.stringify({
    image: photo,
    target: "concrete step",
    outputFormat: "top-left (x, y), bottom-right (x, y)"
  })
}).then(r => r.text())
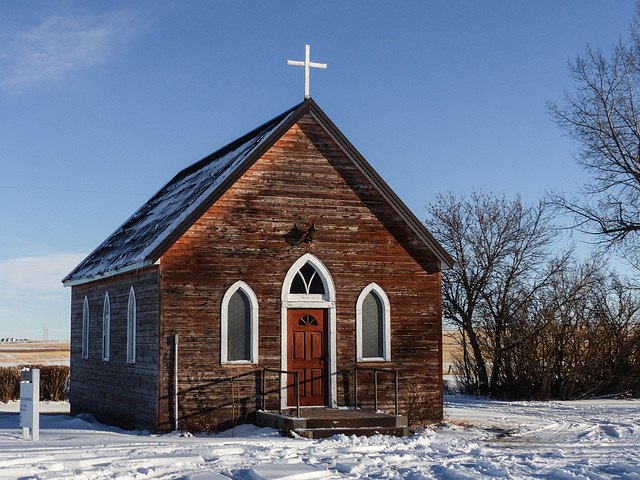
top-left (255, 408), bottom-right (410, 439)
top-left (295, 425), bottom-right (410, 439)
top-left (304, 413), bottom-right (403, 429)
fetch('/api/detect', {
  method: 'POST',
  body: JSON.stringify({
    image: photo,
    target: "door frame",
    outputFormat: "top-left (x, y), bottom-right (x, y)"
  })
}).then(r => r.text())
top-left (281, 253), bottom-right (336, 411)
top-left (287, 308), bottom-right (328, 406)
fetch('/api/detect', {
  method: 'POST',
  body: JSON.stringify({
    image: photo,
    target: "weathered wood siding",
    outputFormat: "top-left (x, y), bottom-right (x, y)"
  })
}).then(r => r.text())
top-left (157, 114), bottom-right (443, 431)
top-left (69, 267), bottom-right (159, 430)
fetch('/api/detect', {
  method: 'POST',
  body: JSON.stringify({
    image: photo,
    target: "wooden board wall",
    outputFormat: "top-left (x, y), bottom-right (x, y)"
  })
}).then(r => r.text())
top-left (157, 113), bottom-right (443, 431)
top-left (69, 267), bottom-right (159, 430)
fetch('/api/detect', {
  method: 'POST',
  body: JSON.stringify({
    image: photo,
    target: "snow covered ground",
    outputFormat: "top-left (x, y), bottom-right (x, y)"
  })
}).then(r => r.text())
top-left (1, 395), bottom-right (639, 479)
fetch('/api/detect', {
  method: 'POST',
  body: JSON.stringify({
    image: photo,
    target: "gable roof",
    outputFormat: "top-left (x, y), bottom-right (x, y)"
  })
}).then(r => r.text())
top-left (63, 98), bottom-right (453, 286)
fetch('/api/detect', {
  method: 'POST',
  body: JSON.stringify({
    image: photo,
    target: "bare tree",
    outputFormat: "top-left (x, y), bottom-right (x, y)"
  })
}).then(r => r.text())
top-left (548, 10), bottom-right (640, 255)
top-left (499, 255), bottom-right (606, 399)
top-left (426, 191), bottom-right (563, 396)
top-left (519, 266), bottom-right (640, 399)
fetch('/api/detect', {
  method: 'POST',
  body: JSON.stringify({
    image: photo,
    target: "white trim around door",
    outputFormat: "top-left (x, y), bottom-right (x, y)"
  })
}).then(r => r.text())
top-left (281, 253), bottom-right (336, 410)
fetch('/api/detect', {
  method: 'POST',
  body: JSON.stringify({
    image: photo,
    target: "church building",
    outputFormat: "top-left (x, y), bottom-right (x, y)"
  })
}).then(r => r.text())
top-left (63, 97), bottom-right (453, 432)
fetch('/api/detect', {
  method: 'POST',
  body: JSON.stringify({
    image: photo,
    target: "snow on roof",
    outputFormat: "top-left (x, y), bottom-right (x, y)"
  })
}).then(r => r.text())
top-left (63, 102), bottom-right (303, 285)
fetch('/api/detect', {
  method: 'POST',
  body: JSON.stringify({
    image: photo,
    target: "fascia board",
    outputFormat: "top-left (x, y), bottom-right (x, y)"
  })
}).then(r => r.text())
top-left (62, 259), bottom-right (155, 287)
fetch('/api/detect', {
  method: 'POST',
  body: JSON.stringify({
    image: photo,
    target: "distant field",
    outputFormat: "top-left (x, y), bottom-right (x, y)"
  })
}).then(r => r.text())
top-left (0, 340), bottom-right (70, 367)
top-left (443, 330), bottom-right (460, 374)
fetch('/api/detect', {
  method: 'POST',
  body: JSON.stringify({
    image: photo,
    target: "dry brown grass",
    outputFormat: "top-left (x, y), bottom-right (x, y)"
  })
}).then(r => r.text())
top-left (442, 329), bottom-right (461, 374)
top-left (0, 341), bottom-right (69, 366)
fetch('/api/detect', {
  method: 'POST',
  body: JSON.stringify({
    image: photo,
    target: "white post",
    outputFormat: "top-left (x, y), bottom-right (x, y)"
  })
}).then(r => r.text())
top-left (19, 368), bottom-right (39, 441)
top-left (174, 334), bottom-right (179, 432)
top-left (32, 369), bottom-right (39, 441)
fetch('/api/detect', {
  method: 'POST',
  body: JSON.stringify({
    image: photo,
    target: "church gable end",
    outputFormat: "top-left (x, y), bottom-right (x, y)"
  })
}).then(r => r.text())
top-left (66, 99), bottom-right (449, 433)
top-left (155, 112), bottom-right (444, 430)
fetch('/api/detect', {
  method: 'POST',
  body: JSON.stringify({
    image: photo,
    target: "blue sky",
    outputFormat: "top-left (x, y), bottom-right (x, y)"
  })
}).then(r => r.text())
top-left (0, 1), bottom-right (635, 340)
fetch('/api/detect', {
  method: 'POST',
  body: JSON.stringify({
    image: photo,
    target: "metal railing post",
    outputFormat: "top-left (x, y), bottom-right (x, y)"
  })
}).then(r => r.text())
top-left (354, 366), bottom-right (398, 415)
top-left (261, 369), bottom-right (266, 411)
top-left (374, 370), bottom-right (378, 412)
top-left (261, 368), bottom-right (302, 416)
top-left (295, 372), bottom-right (300, 418)
top-left (278, 372), bottom-right (283, 414)
top-left (354, 369), bottom-right (359, 409)
top-left (394, 370), bottom-right (399, 416)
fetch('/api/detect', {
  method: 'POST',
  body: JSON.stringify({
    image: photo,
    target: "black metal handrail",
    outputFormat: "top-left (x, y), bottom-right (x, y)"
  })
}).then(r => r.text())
top-left (261, 368), bottom-right (300, 418)
top-left (354, 367), bottom-right (399, 416)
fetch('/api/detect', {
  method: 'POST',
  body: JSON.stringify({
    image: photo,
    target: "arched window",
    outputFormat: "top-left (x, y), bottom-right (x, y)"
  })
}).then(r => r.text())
top-left (102, 292), bottom-right (110, 361)
top-left (82, 296), bottom-right (89, 360)
top-left (356, 284), bottom-right (391, 362)
top-left (289, 262), bottom-right (326, 295)
top-left (221, 281), bottom-right (258, 364)
top-left (127, 286), bottom-right (136, 364)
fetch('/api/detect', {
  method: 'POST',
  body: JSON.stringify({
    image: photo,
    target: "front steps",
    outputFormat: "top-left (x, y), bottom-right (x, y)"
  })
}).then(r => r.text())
top-left (255, 408), bottom-right (410, 439)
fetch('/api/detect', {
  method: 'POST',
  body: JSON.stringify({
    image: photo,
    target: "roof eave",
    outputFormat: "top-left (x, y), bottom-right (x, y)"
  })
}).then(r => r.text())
top-left (62, 259), bottom-right (156, 287)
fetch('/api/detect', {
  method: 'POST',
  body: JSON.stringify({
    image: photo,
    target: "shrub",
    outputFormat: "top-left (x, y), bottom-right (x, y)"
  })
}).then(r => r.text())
top-left (0, 367), bottom-right (21, 403)
top-left (0, 365), bottom-right (69, 402)
top-left (39, 366), bottom-right (70, 401)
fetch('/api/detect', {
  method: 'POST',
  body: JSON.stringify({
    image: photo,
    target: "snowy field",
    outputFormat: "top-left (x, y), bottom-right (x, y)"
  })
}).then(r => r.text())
top-left (1, 395), bottom-right (639, 479)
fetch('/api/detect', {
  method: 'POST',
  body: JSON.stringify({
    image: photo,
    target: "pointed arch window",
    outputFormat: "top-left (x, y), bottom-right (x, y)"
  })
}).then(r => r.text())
top-left (221, 281), bottom-right (258, 364)
top-left (82, 296), bottom-right (89, 360)
top-left (356, 284), bottom-right (391, 362)
top-left (102, 292), bottom-right (110, 361)
top-left (127, 287), bottom-right (136, 364)
top-left (289, 262), bottom-right (326, 295)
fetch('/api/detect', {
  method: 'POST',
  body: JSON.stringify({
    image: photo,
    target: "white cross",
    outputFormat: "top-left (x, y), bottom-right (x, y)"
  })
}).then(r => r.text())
top-left (287, 44), bottom-right (327, 99)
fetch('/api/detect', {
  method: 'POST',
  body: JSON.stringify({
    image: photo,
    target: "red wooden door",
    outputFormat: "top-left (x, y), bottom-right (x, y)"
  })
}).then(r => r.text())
top-left (287, 309), bottom-right (328, 406)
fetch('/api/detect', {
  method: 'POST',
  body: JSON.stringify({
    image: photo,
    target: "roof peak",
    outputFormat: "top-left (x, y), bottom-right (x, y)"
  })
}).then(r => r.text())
top-left (63, 99), bottom-right (452, 286)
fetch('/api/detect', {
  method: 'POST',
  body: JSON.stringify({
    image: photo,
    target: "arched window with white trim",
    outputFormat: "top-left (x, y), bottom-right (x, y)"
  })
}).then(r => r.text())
top-left (284, 255), bottom-right (333, 304)
top-left (356, 284), bottom-right (391, 362)
top-left (221, 281), bottom-right (258, 364)
top-left (127, 286), bottom-right (136, 364)
top-left (82, 296), bottom-right (89, 359)
top-left (102, 292), bottom-right (110, 361)
top-left (289, 262), bottom-right (326, 295)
